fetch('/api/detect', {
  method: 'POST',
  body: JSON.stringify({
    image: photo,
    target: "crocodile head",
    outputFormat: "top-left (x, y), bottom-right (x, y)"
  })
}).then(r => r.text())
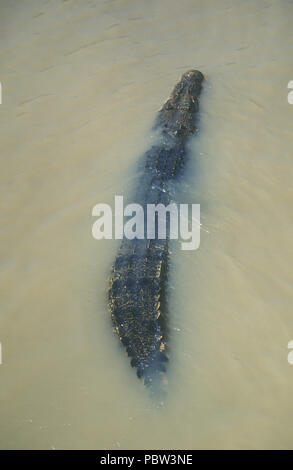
top-left (156, 69), bottom-right (204, 138)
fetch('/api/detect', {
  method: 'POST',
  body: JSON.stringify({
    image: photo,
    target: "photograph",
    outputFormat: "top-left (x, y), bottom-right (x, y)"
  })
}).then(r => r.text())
top-left (0, 0), bottom-right (292, 453)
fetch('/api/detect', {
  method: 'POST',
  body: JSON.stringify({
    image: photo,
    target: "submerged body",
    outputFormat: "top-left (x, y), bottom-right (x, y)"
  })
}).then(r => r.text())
top-left (108, 70), bottom-right (204, 383)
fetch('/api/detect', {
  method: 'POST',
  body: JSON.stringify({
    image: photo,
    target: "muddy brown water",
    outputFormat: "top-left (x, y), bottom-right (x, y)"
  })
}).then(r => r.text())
top-left (0, 0), bottom-right (293, 449)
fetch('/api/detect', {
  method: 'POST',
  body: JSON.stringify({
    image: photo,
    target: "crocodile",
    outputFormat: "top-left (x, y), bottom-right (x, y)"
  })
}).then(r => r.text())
top-left (108, 70), bottom-right (204, 385)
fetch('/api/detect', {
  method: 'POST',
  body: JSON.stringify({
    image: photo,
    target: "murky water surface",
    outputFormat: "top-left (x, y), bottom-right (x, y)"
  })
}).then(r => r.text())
top-left (0, 0), bottom-right (292, 449)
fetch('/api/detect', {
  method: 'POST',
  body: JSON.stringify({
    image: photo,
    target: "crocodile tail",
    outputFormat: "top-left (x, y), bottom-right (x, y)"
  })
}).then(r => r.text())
top-left (109, 237), bottom-right (169, 384)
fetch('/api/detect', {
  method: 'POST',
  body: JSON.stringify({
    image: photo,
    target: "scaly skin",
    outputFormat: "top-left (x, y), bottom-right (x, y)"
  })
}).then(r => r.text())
top-left (108, 70), bottom-right (204, 384)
